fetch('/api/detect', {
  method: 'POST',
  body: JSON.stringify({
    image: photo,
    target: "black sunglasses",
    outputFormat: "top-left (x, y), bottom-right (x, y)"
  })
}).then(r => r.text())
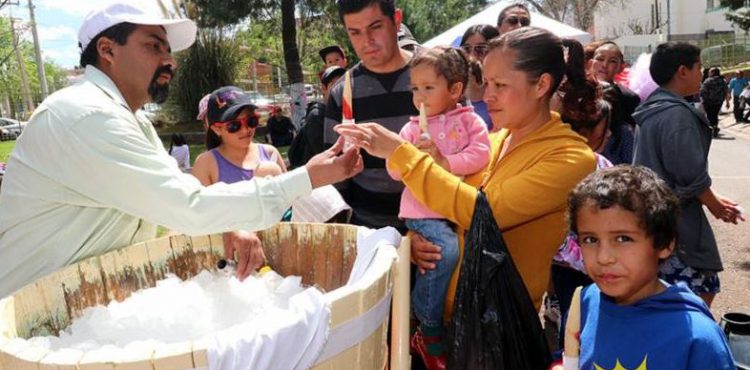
top-left (505, 16), bottom-right (531, 27)
top-left (215, 115), bottom-right (259, 133)
top-left (461, 44), bottom-right (488, 58)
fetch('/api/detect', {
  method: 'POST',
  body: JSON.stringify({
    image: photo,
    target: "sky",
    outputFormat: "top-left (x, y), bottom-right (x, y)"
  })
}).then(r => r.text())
top-left (4, 0), bottom-right (176, 69)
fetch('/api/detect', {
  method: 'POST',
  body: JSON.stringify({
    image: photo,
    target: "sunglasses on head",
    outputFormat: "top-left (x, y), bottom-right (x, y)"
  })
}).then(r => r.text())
top-left (505, 16), bottom-right (530, 27)
top-left (214, 115), bottom-right (259, 133)
top-left (461, 44), bottom-right (488, 58)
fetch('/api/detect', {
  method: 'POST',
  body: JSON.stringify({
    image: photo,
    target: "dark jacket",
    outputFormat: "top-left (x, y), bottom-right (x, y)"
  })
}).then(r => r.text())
top-left (633, 88), bottom-right (720, 270)
top-left (288, 102), bottom-right (327, 169)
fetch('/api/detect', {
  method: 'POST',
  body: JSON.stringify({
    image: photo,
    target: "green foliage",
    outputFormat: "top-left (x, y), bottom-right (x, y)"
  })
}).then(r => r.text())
top-left (720, 0), bottom-right (745, 9)
top-left (186, 0), bottom-right (276, 27)
top-left (726, 8), bottom-right (750, 32)
top-left (163, 29), bottom-right (243, 122)
top-left (400, 0), bottom-right (489, 43)
top-left (0, 16), bottom-right (68, 119)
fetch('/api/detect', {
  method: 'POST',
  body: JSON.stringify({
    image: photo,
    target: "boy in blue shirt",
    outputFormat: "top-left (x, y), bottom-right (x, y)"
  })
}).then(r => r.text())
top-left (565, 166), bottom-right (735, 370)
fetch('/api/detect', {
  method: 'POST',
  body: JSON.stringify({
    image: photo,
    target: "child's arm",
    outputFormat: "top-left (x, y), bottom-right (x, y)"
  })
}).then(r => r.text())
top-left (387, 123), bottom-right (419, 181)
top-left (443, 114), bottom-right (491, 176)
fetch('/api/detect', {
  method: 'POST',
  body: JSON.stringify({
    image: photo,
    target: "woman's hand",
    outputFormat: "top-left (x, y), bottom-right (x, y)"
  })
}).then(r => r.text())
top-left (409, 232), bottom-right (443, 274)
top-left (334, 122), bottom-right (406, 159)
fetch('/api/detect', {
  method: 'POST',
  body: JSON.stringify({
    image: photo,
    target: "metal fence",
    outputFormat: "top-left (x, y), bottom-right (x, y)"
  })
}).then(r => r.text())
top-left (698, 33), bottom-right (750, 69)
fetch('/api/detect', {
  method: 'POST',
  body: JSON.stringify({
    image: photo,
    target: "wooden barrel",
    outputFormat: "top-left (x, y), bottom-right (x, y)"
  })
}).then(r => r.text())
top-left (0, 223), bottom-right (410, 369)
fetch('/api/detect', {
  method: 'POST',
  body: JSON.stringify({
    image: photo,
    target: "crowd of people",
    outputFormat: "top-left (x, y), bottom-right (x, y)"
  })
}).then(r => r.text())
top-left (0, 1), bottom-right (746, 370)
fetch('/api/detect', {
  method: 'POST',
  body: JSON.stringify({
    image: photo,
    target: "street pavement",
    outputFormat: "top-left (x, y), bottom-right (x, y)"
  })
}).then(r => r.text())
top-left (709, 110), bottom-right (750, 321)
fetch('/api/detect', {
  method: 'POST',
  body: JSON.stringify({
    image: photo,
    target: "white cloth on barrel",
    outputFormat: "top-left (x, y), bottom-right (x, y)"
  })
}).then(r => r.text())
top-left (203, 227), bottom-right (401, 370)
top-left (205, 287), bottom-right (330, 370)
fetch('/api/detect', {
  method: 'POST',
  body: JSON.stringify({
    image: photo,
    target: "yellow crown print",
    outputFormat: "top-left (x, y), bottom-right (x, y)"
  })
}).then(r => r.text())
top-left (594, 356), bottom-right (647, 370)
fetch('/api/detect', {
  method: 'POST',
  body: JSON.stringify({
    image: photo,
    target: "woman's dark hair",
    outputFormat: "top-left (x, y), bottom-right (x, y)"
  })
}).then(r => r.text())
top-left (488, 27), bottom-right (581, 103)
top-left (79, 22), bottom-right (138, 68)
top-left (337, 0), bottom-right (395, 22)
top-left (460, 24), bottom-right (500, 46)
top-left (206, 126), bottom-right (222, 150)
top-left (169, 133), bottom-right (187, 154)
top-left (559, 38), bottom-right (601, 128)
top-left (568, 165), bottom-right (679, 250)
top-left (497, 3), bottom-right (530, 26)
top-left (649, 42), bottom-right (702, 86)
top-left (411, 46), bottom-right (473, 95)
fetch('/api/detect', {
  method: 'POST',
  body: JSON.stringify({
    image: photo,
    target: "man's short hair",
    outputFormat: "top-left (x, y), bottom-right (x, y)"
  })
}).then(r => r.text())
top-left (497, 3), bottom-right (530, 26)
top-left (649, 42), bottom-right (701, 86)
top-left (710, 67), bottom-right (721, 77)
top-left (79, 22), bottom-right (138, 68)
top-left (336, 0), bottom-right (396, 23)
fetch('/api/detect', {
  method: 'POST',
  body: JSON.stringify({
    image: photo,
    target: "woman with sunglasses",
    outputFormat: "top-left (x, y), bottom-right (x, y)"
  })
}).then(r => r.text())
top-left (192, 86), bottom-right (287, 278)
top-left (459, 24), bottom-right (499, 129)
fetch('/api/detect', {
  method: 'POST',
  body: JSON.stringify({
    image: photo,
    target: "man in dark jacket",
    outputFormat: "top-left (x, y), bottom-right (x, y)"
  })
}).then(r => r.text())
top-left (267, 107), bottom-right (295, 147)
top-left (700, 67), bottom-right (729, 138)
top-left (289, 66), bottom-right (346, 168)
top-left (633, 42), bottom-right (744, 307)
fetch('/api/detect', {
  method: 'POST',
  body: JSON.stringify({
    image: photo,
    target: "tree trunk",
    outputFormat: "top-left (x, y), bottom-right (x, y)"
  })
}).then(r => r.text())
top-left (281, 0), bottom-right (306, 129)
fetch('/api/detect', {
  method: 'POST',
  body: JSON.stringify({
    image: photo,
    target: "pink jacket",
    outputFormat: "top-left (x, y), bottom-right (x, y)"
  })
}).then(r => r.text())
top-left (388, 104), bottom-right (490, 219)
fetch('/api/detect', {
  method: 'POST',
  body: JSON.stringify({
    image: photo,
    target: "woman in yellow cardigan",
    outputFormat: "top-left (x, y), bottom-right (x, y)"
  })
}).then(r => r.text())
top-left (336, 27), bottom-right (596, 319)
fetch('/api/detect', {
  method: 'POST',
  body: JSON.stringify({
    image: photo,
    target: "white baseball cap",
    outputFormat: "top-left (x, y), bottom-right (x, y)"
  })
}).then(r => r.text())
top-left (78, 3), bottom-right (197, 53)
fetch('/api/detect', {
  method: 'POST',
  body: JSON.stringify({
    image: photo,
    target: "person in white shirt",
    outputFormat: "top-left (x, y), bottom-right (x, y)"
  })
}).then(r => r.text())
top-left (168, 133), bottom-right (191, 172)
top-left (0, 3), bottom-right (362, 298)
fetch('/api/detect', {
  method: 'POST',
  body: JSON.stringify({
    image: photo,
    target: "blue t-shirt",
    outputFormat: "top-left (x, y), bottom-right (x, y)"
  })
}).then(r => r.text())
top-left (579, 283), bottom-right (735, 370)
top-left (729, 77), bottom-right (748, 96)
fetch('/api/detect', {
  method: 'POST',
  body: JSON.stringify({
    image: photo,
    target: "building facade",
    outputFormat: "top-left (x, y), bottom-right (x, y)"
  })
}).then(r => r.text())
top-left (593, 0), bottom-right (738, 64)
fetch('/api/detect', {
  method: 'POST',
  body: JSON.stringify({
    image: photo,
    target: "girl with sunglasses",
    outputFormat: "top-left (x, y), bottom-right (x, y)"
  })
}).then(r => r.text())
top-left (193, 87), bottom-right (286, 186)
top-left (192, 87), bottom-right (286, 278)
top-left (459, 24), bottom-right (499, 130)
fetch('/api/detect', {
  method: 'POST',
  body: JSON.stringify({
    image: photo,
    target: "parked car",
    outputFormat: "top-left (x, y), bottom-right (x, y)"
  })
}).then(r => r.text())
top-left (304, 84), bottom-right (319, 102)
top-left (0, 118), bottom-right (26, 141)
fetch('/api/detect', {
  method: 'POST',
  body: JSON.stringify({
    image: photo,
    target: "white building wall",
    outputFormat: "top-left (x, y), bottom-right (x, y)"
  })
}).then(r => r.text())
top-left (594, 0), bottom-right (735, 40)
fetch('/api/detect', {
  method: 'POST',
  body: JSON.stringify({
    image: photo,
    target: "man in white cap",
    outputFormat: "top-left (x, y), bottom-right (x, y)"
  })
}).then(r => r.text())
top-left (0, 3), bottom-right (362, 298)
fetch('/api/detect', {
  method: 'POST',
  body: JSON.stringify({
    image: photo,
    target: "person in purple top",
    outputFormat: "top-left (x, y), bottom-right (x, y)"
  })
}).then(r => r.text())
top-left (192, 86), bottom-right (286, 278)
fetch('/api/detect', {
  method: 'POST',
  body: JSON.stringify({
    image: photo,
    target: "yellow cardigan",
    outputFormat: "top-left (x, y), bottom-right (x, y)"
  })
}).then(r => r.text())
top-left (388, 112), bottom-right (596, 320)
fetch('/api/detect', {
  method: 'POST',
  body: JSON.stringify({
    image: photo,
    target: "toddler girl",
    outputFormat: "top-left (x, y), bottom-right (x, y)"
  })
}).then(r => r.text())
top-left (388, 46), bottom-right (490, 368)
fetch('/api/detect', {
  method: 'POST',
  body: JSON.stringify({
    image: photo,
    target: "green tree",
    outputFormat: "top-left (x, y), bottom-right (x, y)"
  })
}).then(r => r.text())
top-left (400, 0), bottom-right (489, 43)
top-left (163, 29), bottom-right (243, 123)
top-left (721, 0), bottom-right (750, 32)
top-left (0, 16), bottom-right (67, 119)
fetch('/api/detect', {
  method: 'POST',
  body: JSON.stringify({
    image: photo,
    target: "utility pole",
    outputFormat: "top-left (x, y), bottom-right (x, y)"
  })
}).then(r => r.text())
top-left (666, 0), bottom-right (671, 41)
top-left (9, 16), bottom-right (35, 114)
top-left (27, 0), bottom-right (48, 100)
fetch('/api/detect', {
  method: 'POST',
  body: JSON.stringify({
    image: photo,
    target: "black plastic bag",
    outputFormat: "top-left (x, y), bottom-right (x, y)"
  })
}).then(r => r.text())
top-left (448, 191), bottom-right (552, 370)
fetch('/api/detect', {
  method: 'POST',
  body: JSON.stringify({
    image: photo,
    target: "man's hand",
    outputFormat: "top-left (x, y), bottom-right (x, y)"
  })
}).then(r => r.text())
top-left (306, 136), bottom-right (363, 188)
top-left (223, 230), bottom-right (266, 281)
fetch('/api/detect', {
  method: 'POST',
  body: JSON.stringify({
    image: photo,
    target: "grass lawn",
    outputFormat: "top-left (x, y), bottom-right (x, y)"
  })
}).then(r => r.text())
top-left (0, 140), bottom-right (15, 163)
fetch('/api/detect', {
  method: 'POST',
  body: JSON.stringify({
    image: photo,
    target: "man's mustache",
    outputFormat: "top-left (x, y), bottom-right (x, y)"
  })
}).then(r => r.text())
top-left (152, 66), bottom-right (174, 83)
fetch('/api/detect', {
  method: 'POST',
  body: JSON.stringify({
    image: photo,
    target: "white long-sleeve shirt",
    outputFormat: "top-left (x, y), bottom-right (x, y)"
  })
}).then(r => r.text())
top-left (0, 66), bottom-right (312, 298)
